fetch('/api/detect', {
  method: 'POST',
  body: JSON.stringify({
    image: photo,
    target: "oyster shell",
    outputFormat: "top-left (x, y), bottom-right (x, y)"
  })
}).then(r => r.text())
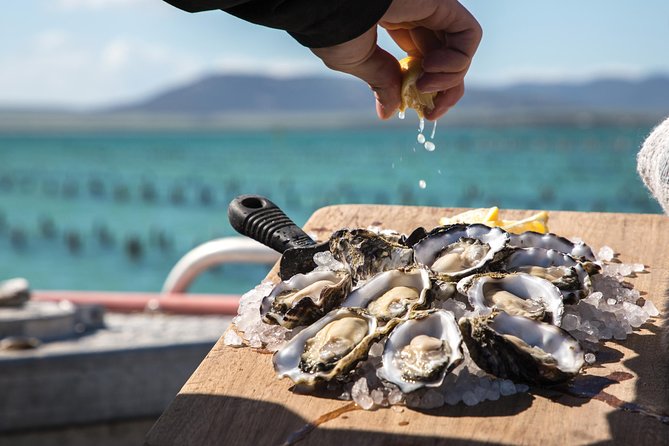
top-left (495, 247), bottom-right (594, 302)
top-left (329, 229), bottom-right (414, 281)
top-left (458, 272), bottom-right (564, 326)
top-left (261, 270), bottom-right (352, 328)
top-left (413, 224), bottom-right (509, 280)
top-left (341, 268), bottom-right (431, 322)
top-left (507, 231), bottom-right (595, 261)
top-left (273, 308), bottom-right (380, 385)
top-left (459, 311), bottom-right (584, 384)
top-left (378, 310), bottom-right (464, 393)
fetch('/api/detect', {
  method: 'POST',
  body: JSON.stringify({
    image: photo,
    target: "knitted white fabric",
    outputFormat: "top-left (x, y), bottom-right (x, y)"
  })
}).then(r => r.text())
top-left (637, 116), bottom-right (669, 215)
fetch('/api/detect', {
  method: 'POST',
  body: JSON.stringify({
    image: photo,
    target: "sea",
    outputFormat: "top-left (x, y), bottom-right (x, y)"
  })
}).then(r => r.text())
top-left (0, 124), bottom-right (661, 295)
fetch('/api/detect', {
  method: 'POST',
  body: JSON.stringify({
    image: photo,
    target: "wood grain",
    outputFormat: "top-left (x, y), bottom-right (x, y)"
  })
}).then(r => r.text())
top-left (146, 206), bottom-right (669, 446)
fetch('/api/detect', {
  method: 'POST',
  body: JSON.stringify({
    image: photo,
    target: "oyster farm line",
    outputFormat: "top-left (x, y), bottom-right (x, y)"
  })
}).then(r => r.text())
top-left (225, 223), bottom-right (658, 410)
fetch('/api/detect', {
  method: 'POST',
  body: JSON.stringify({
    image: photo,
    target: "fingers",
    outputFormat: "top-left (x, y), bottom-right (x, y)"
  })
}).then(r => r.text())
top-left (311, 29), bottom-right (402, 120)
top-left (424, 82), bottom-right (465, 121)
top-left (381, 0), bottom-right (482, 115)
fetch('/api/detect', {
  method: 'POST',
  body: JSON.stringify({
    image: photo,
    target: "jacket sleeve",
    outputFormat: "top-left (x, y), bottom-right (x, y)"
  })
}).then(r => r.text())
top-left (162, 0), bottom-right (394, 48)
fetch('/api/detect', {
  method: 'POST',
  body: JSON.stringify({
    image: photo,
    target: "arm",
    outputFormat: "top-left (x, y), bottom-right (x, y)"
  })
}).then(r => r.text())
top-left (163, 0), bottom-right (481, 120)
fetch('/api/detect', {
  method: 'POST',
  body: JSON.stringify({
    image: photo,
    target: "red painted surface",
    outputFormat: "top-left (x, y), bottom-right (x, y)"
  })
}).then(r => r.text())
top-left (32, 290), bottom-right (241, 315)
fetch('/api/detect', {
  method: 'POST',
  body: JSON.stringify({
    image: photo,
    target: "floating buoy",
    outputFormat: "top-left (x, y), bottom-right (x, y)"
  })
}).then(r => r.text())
top-left (125, 236), bottom-right (143, 260)
top-left (141, 182), bottom-right (158, 203)
top-left (38, 216), bottom-right (57, 239)
top-left (9, 228), bottom-right (27, 250)
top-left (64, 230), bottom-right (82, 254)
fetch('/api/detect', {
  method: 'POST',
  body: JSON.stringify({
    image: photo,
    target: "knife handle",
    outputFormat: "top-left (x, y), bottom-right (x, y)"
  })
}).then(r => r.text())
top-left (228, 194), bottom-right (315, 253)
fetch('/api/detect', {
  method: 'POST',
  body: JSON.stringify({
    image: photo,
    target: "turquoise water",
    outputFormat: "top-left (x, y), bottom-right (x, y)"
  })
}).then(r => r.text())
top-left (0, 125), bottom-right (661, 294)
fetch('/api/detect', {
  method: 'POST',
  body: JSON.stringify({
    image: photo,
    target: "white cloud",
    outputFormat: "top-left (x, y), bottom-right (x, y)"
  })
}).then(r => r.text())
top-left (0, 33), bottom-right (205, 107)
top-left (34, 30), bottom-right (70, 51)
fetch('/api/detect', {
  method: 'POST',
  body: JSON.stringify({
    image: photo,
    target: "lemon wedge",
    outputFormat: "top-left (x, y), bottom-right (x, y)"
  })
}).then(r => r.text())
top-left (439, 208), bottom-right (550, 234)
top-left (399, 56), bottom-right (436, 118)
top-left (498, 211), bottom-right (549, 234)
top-left (439, 207), bottom-right (499, 226)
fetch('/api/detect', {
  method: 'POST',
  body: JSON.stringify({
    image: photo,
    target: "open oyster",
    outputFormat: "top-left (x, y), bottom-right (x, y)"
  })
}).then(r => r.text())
top-left (273, 308), bottom-right (380, 385)
top-left (459, 311), bottom-right (584, 384)
top-left (458, 272), bottom-right (564, 326)
top-left (261, 270), bottom-right (352, 328)
top-left (378, 310), bottom-right (464, 393)
top-left (507, 231), bottom-right (595, 261)
top-left (341, 268), bottom-right (431, 322)
top-left (494, 247), bottom-right (595, 302)
top-left (413, 224), bottom-right (509, 280)
top-left (329, 229), bottom-right (414, 281)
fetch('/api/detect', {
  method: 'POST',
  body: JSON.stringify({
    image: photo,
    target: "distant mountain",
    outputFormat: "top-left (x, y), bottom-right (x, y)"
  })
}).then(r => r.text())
top-left (110, 73), bottom-right (669, 115)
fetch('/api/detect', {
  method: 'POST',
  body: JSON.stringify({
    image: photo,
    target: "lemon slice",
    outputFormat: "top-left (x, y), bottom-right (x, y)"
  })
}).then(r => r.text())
top-left (438, 207), bottom-right (499, 226)
top-left (499, 211), bottom-right (549, 234)
top-left (399, 56), bottom-right (436, 118)
top-left (439, 208), bottom-right (550, 234)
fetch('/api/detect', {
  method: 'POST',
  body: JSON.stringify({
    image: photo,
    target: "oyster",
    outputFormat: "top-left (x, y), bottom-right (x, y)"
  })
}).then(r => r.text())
top-left (329, 228), bottom-right (414, 281)
top-left (341, 268), bottom-right (431, 322)
top-left (507, 231), bottom-right (595, 261)
top-left (458, 272), bottom-right (564, 326)
top-left (459, 311), bottom-right (584, 384)
top-left (273, 308), bottom-right (380, 385)
top-left (495, 247), bottom-right (594, 302)
top-left (378, 310), bottom-right (464, 393)
top-left (261, 270), bottom-right (352, 328)
top-left (413, 224), bottom-right (509, 280)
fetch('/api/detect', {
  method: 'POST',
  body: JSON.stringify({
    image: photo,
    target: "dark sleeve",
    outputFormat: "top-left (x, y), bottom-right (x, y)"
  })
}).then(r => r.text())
top-left (162, 0), bottom-right (394, 48)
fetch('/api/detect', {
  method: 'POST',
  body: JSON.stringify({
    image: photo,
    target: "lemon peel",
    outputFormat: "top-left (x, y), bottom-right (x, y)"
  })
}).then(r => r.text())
top-left (399, 56), bottom-right (436, 118)
top-left (439, 208), bottom-right (550, 234)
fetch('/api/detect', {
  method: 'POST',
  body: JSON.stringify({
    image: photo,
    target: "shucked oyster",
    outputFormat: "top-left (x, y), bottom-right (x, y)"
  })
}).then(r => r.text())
top-left (459, 311), bottom-right (584, 384)
top-left (329, 229), bottom-right (414, 281)
top-left (341, 268), bottom-right (431, 322)
top-left (261, 270), bottom-right (351, 328)
top-left (494, 247), bottom-right (595, 302)
top-left (413, 224), bottom-right (509, 280)
top-left (379, 310), bottom-right (464, 393)
top-left (273, 308), bottom-right (380, 385)
top-left (458, 272), bottom-right (564, 326)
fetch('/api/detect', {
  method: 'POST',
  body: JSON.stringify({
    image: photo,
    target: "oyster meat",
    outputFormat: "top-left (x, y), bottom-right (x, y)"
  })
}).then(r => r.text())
top-left (413, 224), bottom-right (509, 280)
top-left (459, 311), bottom-right (584, 384)
top-left (458, 272), bottom-right (564, 325)
top-left (341, 268), bottom-right (431, 322)
top-left (273, 308), bottom-right (379, 385)
top-left (379, 310), bottom-right (464, 393)
top-left (261, 270), bottom-right (351, 328)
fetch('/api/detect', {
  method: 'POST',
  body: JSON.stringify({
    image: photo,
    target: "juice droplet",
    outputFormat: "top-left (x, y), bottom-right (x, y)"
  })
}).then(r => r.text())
top-left (430, 120), bottom-right (438, 139)
top-left (417, 133), bottom-right (426, 144)
top-left (437, 169), bottom-right (442, 175)
top-left (391, 162), bottom-right (395, 169)
top-left (398, 110), bottom-right (406, 120)
top-left (418, 179), bottom-right (427, 189)
top-left (424, 141), bottom-right (436, 151)
top-left (418, 117), bottom-right (425, 133)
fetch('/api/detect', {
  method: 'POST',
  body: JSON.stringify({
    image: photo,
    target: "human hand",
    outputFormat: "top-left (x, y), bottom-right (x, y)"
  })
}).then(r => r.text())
top-left (311, 0), bottom-right (482, 121)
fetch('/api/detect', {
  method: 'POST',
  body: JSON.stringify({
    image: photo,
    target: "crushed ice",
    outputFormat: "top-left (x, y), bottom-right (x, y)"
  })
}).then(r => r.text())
top-left (224, 240), bottom-right (659, 410)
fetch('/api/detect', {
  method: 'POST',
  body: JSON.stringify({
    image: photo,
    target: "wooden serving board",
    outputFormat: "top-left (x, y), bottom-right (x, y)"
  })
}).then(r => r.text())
top-left (146, 205), bottom-right (669, 446)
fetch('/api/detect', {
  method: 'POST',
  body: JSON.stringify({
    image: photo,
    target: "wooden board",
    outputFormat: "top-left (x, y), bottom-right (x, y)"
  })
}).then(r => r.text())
top-left (146, 205), bottom-right (669, 446)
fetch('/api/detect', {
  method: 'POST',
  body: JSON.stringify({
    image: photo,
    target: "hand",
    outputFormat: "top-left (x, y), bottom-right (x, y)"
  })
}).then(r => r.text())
top-left (311, 0), bottom-right (482, 121)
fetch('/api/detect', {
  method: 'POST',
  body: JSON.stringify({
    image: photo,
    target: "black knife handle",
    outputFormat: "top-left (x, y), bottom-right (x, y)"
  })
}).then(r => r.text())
top-left (228, 194), bottom-right (315, 253)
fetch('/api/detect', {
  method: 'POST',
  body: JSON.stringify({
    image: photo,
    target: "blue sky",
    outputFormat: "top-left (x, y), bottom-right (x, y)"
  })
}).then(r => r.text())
top-left (1, 0), bottom-right (668, 107)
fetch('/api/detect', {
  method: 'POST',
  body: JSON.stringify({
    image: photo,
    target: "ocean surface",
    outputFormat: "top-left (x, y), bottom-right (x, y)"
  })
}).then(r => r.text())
top-left (0, 124), bottom-right (661, 295)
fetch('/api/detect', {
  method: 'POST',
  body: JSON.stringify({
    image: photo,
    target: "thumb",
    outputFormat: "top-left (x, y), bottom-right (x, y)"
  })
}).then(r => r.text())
top-left (354, 46), bottom-right (403, 120)
top-left (312, 30), bottom-right (402, 120)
